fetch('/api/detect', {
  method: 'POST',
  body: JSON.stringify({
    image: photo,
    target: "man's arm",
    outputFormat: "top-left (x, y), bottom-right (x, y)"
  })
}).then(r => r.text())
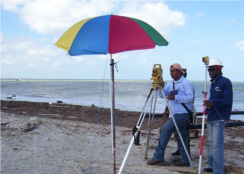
top-left (174, 81), bottom-right (194, 104)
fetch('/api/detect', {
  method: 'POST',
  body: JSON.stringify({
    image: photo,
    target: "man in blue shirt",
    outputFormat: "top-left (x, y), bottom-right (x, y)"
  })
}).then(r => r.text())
top-left (147, 63), bottom-right (194, 167)
top-left (203, 59), bottom-right (233, 174)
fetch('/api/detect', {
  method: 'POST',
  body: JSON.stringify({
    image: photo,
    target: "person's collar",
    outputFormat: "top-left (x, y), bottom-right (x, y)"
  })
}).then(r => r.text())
top-left (210, 74), bottom-right (222, 83)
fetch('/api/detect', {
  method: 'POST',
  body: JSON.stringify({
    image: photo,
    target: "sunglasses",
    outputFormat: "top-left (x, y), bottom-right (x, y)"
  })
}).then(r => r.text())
top-left (208, 68), bottom-right (218, 72)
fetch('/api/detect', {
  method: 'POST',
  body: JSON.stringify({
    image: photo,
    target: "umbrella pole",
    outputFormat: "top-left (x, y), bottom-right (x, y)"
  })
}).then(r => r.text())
top-left (198, 56), bottom-right (209, 174)
top-left (110, 54), bottom-right (116, 174)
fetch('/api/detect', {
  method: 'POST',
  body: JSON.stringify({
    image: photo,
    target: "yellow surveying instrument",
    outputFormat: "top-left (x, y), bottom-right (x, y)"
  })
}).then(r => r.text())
top-left (151, 64), bottom-right (163, 89)
top-left (202, 56), bottom-right (209, 65)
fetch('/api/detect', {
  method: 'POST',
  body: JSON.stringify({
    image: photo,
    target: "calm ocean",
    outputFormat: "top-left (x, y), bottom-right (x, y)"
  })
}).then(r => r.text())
top-left (1, 79), bottom-right (244, 120)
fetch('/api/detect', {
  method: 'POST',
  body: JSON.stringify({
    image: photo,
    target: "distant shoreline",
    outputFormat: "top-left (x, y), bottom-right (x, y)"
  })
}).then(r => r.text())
top-left (1, 78), bottom-right (244, 83)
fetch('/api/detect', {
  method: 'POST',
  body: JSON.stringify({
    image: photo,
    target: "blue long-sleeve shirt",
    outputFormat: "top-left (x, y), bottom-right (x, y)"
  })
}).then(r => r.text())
top-left (158, 76), bottom-right (194, 117)
top-left (206, 75), bottom-right (233, 121)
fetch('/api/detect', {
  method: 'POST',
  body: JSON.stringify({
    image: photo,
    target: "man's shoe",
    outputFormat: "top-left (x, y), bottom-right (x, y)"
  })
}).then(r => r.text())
top-left (174, 161), bottom-right (190, 167)
top-left (203, 168), bottom-right (213, 173)
top-left (171, 149), bottom-right (180, 156)
top-left (172, 158), bottom-right (181, 163)
top-left (157, 161), bottom-right (170, 166)
top-left (147, 158), bottom-right (164, 165)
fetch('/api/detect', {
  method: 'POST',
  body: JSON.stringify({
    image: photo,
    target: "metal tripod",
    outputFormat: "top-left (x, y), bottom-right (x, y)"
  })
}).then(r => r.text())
top-left (118, 86), bottom-right (193, 173)
top-left (118, 87), bottom-right (158, 174)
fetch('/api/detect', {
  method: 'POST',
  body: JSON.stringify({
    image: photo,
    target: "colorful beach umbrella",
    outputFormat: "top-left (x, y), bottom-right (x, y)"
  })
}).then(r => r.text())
top-left (55, 14), bottom-right (168, 174)
top-left (55, 14), bottom-right (168, 55)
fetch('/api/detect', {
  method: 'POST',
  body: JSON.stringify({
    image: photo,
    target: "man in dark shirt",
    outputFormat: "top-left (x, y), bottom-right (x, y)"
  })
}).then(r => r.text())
top-left (203, 58), bottom-right (233, 174)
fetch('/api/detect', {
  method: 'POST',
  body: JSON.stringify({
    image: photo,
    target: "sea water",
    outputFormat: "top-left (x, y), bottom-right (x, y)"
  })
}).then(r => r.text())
top-left (1, 79), bottom-right (244, 120)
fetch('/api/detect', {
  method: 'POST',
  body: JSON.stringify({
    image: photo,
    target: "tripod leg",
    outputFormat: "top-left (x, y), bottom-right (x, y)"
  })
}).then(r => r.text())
top-left (118, 89), bottom-right (155, 174)
top-left (145, 89), bottom-right (158, 159)
top-left (136, 88), bottom-right (154, 126)
top-left (134, 88), bottom-right (154, 145)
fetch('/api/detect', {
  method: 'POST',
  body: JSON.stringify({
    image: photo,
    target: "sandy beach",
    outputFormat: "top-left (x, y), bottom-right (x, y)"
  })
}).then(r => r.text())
top-left (1, 100), bottom-right (244, 174)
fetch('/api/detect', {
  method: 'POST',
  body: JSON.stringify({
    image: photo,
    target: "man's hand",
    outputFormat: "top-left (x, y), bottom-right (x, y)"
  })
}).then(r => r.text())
top-left (203, 100), bottom-right (212, 108)
top-left (167, 93), bottom-right (175, 100)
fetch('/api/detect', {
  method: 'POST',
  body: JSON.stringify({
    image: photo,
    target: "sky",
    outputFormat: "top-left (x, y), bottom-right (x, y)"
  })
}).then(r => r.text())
top-left (1, 0), bottom-right (244, 82)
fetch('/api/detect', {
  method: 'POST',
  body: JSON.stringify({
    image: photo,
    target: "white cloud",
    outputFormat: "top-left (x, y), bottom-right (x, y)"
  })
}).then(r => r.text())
top-left (1, 56), bottom-right (15, 64)
top-left (1, 0), bottom-right (26, 12)
top-left (26, 49), bottom-right (39, 56)
top-left (2, 0), bottom-right (186, 36)
top-left (235, 41), bottom-right (244, 51)
top-left (17, 0), bottom-right (117, 34)
top-left (1, 35), bottom-right (63, 67)
top-left (1, 35), bottom-right (105, 78)
top-left (119, 2), bottom-right (186, 35)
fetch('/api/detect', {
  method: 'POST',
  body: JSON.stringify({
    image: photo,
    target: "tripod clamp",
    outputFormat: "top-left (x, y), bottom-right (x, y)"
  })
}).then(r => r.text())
top-left (133, 126), bottom-right (140, 145)
top-left (110, 61), bottom-right (119, 72)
